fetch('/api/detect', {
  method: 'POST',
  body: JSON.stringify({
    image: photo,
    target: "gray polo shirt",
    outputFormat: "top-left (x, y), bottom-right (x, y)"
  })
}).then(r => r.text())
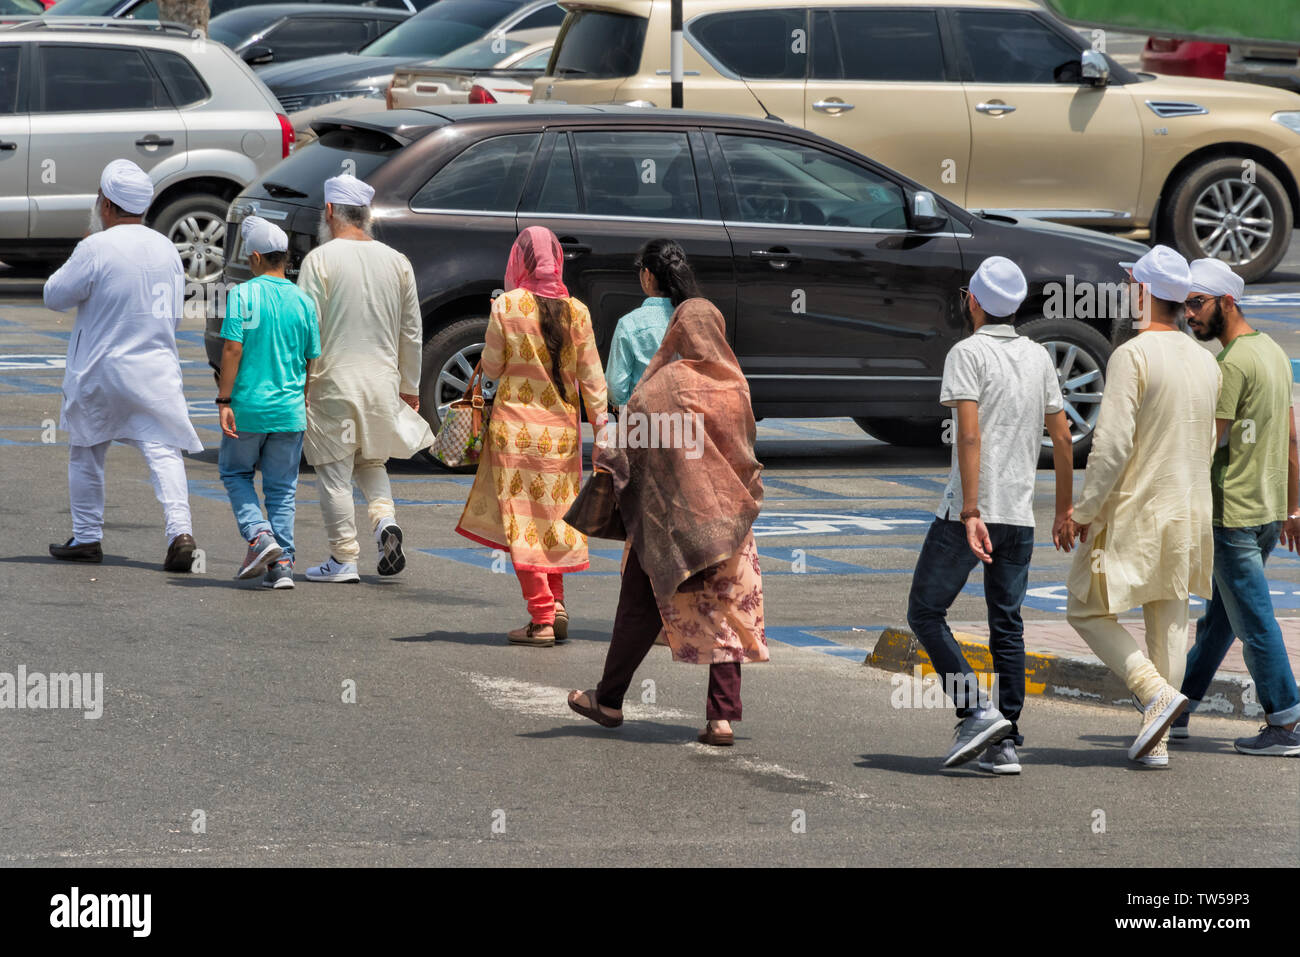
top-left (936, 324), bottom-right (1064, 528)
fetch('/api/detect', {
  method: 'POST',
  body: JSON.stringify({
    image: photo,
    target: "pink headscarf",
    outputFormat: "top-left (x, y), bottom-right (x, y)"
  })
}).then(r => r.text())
top-left (505, 226), bottom-right (570, 300)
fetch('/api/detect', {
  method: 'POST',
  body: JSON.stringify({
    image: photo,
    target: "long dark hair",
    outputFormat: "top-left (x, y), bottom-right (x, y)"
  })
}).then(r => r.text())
top-left (636, 239), bottom-right (701, 307)
top-left (533, 294), bottom-right (571, 405)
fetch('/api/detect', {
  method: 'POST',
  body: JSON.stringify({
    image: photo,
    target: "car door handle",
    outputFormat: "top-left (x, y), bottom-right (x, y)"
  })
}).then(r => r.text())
top-left (751, 248), bottom-right (801, 269)
top-left (0, 141), bottom-right (16, 151)
top-left (812, 99), bottom-right (855, 114)
top-left (559, 239), bottom-right (590, 260)
top-left (135, 135), bottom-right (175, 147)
top-left (975, 102), bottom-right (1016, 115)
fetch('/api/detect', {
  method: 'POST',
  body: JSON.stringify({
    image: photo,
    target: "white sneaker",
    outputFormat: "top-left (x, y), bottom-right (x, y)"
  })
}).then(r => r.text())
top-left (1138, 737), bottom-right (1169, 768)
top-left (375, 518), bottom-right (405, 576)
top-left (1129, 684), bottom-right (1188, 761)
top-left (305, 556), bottom-right (360, 583)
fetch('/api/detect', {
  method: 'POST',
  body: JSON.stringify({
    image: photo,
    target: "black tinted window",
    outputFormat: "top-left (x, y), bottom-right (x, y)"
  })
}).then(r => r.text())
top-left (813, 9), bottom-right (945, 81)
top-left (0, 47), bottom-right (19, 115)
top-left (266, 17), bottom-right (372, 60)
top-left (573, 131), bottom-right (700, 220)
top-left (364, 0), bottom-right (517, 58)
top-left (952, 10), bottom-right (1084, 84)
top-left (145, 50), bottom-right (209, 107)
top-left (515, 3), bottom-right (564, 30)
top-left (40, 45), bottom-right (167, 112)
top-left (719, 135), bottom-right (907, 230)
top-left (535, 134), bottom-right (578, 213)
top-left (691, 9), bottom-right (807, 80)
top-left (412, 133), bottom-right (540, 212)
top-left (549, 10), bottom-right (647, 78)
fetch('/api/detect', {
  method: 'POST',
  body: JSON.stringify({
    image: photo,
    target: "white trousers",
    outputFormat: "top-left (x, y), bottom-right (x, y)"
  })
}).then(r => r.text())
top-left (314, 453), bottom-right (394, 563)
top-left (69, 440), bottom-right (192, 544)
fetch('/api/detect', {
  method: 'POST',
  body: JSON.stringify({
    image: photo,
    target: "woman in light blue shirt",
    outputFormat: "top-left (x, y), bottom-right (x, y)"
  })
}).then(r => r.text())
top-left (605, 239), bottom-right (702, 407)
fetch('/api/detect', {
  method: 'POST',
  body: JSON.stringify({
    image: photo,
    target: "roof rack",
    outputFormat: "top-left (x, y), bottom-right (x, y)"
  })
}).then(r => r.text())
top-left (0, 17), bottom-right (196, 37)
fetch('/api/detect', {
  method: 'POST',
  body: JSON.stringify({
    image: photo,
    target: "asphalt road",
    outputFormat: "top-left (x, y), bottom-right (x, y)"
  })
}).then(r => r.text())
top-left (1, 250), bottom-right (1298, 867)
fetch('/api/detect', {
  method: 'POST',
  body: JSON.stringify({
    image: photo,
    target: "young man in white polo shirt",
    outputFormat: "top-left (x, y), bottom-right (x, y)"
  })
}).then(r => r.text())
top-left (906, 256), bottom-right (1076, 773)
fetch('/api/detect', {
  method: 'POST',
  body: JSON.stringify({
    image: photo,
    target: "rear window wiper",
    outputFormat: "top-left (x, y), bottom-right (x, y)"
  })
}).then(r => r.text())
top-left (552, 67), bottom-right (588, 76)
top-left (262, 181), bottom-right (310, 199)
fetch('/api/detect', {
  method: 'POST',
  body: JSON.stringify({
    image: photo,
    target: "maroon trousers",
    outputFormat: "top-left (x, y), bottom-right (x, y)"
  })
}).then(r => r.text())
top-left (596, 544), bottom-right (742, 721)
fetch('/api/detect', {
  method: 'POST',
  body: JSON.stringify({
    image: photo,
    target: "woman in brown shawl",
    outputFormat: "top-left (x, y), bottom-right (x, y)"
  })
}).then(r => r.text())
top-left (567, 298), bottom-right (767, 745)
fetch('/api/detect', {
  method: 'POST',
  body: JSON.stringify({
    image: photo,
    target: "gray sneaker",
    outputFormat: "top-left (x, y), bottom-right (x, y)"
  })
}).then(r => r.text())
top-left (1233, 724), bottom-right (1300, 756)
top-left (977, 738), bottom-right (1022, 775)
top-left (261, 559), bottom-right (294, 590)
top-left (238, 530), bottom-right (283, 580)
top-left (943, 709), bottom-right (1012, 768)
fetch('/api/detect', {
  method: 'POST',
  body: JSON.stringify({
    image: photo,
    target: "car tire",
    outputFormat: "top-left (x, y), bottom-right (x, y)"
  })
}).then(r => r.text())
top-left (417, 316), bottom-right (492, 470)
top-left (151, 192), bottom-right (230, 285)
top-left (853, 416), bottom-right (948, 447)
top-left (1017, 317), bottom-right (1112, 467)
top-left (1160, 156), bottom-right (1292, 283)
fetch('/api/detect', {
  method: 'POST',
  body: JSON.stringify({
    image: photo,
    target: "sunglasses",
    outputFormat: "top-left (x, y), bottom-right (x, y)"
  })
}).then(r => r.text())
top-left (1185, 295), bottom-right (1218, 310)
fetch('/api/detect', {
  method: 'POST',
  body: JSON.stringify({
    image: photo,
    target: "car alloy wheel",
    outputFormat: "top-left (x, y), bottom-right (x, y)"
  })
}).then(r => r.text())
top-left (435, 342), bottom-right (496, 421)
top-left (170, 212), bottom-right (227, 283)
top-left (1190, 178), bottom-right (1274, 267)
top-left (1043, 339), bottom-right (1104, 445)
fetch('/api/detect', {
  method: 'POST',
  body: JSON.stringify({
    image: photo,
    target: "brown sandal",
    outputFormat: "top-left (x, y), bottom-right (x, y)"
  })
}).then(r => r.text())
top-left (553, 602), bottom-right (569, 643)
top-left (698, 725), bottom-right (734, 747)
top-left (567, 689), bottom-right (622, 728)
top-left (508, 622), bottom-right (555, 647)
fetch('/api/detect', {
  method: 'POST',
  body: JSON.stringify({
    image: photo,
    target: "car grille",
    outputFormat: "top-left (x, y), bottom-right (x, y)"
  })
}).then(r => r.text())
top-left (277, 94), bottom-right (308, 114)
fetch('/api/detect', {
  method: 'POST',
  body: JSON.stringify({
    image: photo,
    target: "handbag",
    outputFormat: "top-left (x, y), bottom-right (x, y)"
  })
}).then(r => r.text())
top-left (431, 362), bottom-right (492, 468)
top-left (564, 467), bottom-right (626, 541)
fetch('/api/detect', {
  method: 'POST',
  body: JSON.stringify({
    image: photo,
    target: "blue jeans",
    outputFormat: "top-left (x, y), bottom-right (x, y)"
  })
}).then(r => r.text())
top-left (218, 431), bottom-right (304, 563)
top-left (1181, 523), bottom-right (1300, 726)
top-left (907, 518), bottom-right (1033, 744)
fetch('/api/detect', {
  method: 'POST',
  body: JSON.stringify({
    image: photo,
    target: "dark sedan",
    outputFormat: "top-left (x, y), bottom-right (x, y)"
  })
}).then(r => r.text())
top-left (257, 0), bottom-right (564, 114)
top-left (209, 3), bottom-right (410, 68)
top-left (215, 105), bottom-right (1149, 463)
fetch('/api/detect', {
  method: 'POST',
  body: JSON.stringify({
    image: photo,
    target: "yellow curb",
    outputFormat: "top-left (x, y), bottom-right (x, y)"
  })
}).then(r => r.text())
top-left (868, 627), bottom-right (1048, 695)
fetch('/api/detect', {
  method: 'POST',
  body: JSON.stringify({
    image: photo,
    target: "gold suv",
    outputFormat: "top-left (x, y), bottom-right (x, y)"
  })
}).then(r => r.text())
top-left (534, 0), bottom-right (1300, 281)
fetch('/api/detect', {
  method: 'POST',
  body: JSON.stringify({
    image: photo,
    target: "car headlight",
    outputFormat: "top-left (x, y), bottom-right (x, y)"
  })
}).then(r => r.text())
top-left (1272, 111), bottom-right (1300, 135)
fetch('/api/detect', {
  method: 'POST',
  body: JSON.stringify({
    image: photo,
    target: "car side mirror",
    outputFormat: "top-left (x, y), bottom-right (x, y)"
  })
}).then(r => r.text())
top-left (910, 191), bottom-right (946, 232)
top-left (1081, 49), bottom-right (1109, 86)
top-left (244, 44), bottom-right (274, 66)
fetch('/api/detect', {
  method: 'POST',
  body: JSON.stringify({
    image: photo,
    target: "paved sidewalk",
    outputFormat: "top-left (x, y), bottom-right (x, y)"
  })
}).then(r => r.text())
top-left (953, 619), bottom-right (1300, 679)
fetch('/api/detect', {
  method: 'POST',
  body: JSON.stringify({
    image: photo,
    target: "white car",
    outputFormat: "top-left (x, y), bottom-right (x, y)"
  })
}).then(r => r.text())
top-left (388, 28), bottom-right (553, 107)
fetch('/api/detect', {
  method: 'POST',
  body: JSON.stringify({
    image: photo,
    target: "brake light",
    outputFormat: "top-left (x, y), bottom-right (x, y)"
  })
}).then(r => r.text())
top-left (468, 84), bottom-right (497, 105)
top-left (276, 113), bottom-right (295, 158)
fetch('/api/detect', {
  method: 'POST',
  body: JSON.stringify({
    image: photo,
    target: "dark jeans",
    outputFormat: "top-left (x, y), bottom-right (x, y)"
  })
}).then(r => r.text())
top-left (1182, 523), bottom-right (1300, 726)
top-left (596, 545), bottom-right (742, 721)
top-left (906, 517), bottom-right (1033, 745)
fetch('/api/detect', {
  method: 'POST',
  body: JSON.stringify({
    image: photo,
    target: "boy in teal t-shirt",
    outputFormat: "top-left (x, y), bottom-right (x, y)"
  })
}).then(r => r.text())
top-left (216, 216), bottom-right (320, 588)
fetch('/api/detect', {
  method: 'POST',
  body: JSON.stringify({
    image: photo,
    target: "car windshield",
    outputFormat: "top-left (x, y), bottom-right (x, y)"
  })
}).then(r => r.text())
top-left (0, 0), bottom-right (44, 12)
top-left (428, 35), bottom-right (528, 68)
top-left (208, 20), bottom-right (251, 47)
top-left (42, 0), bottom-right (121, 13)
top-left (361, 0), bottom-right (519, 59)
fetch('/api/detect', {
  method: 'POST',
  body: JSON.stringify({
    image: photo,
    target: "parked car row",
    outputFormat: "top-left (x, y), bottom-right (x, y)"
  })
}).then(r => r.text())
top-left (213, 103), bottom-right (1146, 463)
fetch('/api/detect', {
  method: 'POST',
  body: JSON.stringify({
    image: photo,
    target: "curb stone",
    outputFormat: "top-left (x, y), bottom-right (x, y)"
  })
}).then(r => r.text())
top-left (866, 627), bottom-right (1263, 721)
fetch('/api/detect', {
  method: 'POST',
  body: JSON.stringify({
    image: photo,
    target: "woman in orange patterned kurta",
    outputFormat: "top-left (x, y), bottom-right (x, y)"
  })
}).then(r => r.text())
top-left (456, 227), bottom-right (608, 646)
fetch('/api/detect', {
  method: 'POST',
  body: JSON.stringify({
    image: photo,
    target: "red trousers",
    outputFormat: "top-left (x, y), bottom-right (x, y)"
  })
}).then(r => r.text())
top-left (516, 569), bottom-right (565, 624)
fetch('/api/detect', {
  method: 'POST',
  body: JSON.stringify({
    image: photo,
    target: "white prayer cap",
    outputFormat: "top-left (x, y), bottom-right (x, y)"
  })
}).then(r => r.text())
top-left (1189, 258), bottom-right (1245, 300)
top-left (1123, 244), bottom-right (1191, 303)
top-left (323, 173), bottom-right (374, 207)
top-left (99, 159), bottom-right (153, 215)
top-left (968, 256), bottom-right (1027, 318)
top-left (240, 216), bottom-right (288, 256)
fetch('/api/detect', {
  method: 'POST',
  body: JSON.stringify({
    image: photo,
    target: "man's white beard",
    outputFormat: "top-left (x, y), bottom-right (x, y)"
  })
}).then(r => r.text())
top-left (317, 210), bottom-right (333, 246)
top-left (87, 204), bottom-right (104, 234)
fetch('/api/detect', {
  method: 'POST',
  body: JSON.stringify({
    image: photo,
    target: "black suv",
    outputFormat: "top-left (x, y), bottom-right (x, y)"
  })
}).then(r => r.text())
top-left (214, 104), bottom-right (1148, 461)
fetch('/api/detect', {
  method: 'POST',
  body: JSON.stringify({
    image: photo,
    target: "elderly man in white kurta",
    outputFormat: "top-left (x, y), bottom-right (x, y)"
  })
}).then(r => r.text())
top-left (1062, 245), bottom-right (1221, 767)
top-left (298, 173), bottom-right (434, 583)
top-left (44, 159), bottom-right (203, 572)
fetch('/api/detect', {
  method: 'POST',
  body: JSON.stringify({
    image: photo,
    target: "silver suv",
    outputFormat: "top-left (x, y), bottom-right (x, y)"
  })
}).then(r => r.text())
top-left (0, 18), bottom-right (294, 281)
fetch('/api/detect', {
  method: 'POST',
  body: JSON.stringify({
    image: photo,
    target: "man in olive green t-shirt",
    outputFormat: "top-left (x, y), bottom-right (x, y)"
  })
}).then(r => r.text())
top-left (1179, 259), bottom-right (1300, 756)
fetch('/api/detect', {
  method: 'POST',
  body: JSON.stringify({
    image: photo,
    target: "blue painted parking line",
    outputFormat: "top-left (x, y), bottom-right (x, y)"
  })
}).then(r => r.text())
top-left (765, 626), bottom-right (869, 661)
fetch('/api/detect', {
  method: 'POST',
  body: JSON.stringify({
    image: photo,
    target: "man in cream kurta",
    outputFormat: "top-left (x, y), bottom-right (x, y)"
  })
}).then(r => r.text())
top-left (44, 159), bottom-right (203, 572)
top-left (297, 174), bottom-right (434, 583)
top-left (1063, 245), bottom-right (1221, 765)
